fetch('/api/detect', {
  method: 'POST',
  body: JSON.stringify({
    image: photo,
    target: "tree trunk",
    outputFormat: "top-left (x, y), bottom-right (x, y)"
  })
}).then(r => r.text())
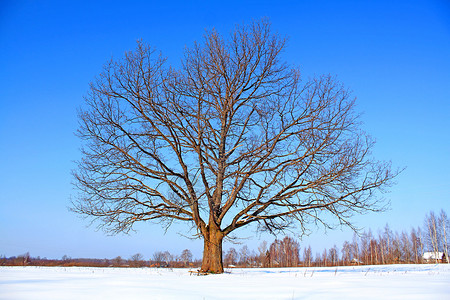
top-left (200, 225), bottom-right (224, 273)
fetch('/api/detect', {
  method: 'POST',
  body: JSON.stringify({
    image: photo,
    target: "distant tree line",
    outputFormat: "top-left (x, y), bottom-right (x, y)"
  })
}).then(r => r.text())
top-left (222, 209), bottom-right (449, 267)
top-left (2, 210), bottom-right (448, 268)
top-left (0, 249), bottom-right (200, 268)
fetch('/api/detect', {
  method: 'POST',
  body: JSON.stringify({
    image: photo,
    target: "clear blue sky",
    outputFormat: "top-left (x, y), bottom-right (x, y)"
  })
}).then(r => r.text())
top-left (1, 0), bottom-right (449, 260)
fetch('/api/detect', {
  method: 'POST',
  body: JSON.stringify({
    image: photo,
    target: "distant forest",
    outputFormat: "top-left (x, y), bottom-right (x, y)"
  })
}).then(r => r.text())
top-left (2, 210), bottom-right (448, 268)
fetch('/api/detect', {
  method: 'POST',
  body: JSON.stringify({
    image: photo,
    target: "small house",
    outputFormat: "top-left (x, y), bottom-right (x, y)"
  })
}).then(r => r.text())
top-left (350, 258), bottom-right (363, 265)
top-left (422, 252), bottom-right (448, 263)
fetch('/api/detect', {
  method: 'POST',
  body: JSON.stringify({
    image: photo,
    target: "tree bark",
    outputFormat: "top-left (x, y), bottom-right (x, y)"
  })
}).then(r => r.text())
top-left (200, 225), bottom-right (224, 273)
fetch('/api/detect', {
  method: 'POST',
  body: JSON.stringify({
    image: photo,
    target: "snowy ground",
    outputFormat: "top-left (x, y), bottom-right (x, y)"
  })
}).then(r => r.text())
top-left (1, 264), bottom-right (449, 299)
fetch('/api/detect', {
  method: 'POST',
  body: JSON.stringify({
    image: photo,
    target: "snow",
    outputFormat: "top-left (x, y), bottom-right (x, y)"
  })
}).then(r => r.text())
top-left (1, 264), bottom-right (449, 299)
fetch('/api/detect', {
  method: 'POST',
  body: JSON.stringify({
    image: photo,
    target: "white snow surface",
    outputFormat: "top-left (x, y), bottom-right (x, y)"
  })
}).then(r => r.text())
top-left (1, 264), bottom-right (449, 299)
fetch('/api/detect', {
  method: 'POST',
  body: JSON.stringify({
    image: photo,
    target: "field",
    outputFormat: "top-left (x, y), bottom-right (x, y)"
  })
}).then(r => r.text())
top-left (1, 264), bottom-right (449, 299)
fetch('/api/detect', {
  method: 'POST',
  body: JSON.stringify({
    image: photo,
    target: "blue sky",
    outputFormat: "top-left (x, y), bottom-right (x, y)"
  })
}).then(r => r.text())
top-left (1, 0), bottom-right (449, 260)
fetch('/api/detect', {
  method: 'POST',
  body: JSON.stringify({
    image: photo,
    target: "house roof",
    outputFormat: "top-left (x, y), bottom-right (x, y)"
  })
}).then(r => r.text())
top-left (422, 252), bottom-right (444, 260)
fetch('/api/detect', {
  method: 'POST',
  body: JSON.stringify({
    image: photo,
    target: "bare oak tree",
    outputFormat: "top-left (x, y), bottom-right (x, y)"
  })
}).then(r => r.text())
top-left (72, 19), bottom-right (396, 273)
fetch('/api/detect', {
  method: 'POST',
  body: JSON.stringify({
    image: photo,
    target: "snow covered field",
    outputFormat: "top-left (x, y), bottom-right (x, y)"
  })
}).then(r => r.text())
top-left (1, 264), bottom-right (449, 299)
